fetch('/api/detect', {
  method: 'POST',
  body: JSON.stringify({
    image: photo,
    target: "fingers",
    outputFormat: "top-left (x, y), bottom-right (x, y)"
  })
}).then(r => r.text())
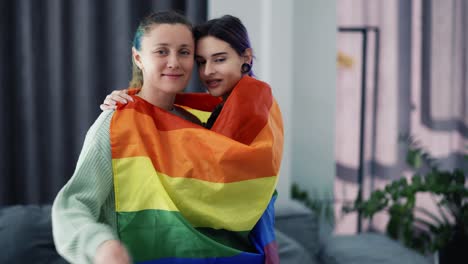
top-left (100, 103), bottom-right (116, 111)
top-left (104, 95), bottom-right (119, 105)
top-left (108, 91), bottom-right (133, 105)
top-left (100, 89), bottom-right (134, 111)
top-left (114, 89), bottom-right (134, 103)
top-left (109, 90), bottom-right (134, 104)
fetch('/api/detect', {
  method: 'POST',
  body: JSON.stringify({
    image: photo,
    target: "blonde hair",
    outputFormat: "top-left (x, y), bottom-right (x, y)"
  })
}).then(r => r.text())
top-left (129, 59), bottom-right (143, 88)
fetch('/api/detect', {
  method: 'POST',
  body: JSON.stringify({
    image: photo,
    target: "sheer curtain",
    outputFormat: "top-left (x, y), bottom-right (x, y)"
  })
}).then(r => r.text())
top-left (335, 0), bottom-right (468, 234)
top-left (0, 0), bottom-right (207, 205)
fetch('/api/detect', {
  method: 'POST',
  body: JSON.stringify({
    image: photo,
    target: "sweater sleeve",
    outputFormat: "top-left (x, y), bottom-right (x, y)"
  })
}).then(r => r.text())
top-left (52, 110), bottom-right (117, 264)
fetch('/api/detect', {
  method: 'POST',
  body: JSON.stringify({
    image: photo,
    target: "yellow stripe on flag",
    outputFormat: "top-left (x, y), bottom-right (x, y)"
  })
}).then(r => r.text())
top-left (113, 156), bottom-right (277, 231)
top-left (113, 157), bottom-right (178, 212)
top-left (180, 106), bottom-right (212, 124)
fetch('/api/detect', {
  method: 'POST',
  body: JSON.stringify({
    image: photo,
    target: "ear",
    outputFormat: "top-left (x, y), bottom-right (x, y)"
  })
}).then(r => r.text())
top-left (132, 47), bottom-right (144, 70)
top-left (242, 48), bottom-right (253, 64)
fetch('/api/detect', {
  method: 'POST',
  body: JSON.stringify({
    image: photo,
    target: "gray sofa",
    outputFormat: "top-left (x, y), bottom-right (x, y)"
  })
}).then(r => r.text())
top-left (274, 199), bottom-right (433, 264)
top-left (0, 201), bottom-right (432, 264)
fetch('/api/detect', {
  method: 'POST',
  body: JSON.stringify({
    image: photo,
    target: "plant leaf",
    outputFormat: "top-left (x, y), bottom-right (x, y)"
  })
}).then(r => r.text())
top-left (407, 149), bottom-right (422, 169)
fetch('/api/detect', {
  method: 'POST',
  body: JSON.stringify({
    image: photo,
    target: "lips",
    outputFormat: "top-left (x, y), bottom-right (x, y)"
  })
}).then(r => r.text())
top-left (162, 73), bottom-right (183, 80)
top-left (205, 79), bottom-right (222, 89)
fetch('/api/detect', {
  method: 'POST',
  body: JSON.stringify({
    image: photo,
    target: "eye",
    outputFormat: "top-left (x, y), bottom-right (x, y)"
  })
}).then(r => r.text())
top-left (196, 59), bottom-right (206, 65)
top-left (154, 49), bottom-right (168, 56)
top-left (179, 49), bottom-right (192, 56)
top-left (214, 57), bottom-right (226, 63)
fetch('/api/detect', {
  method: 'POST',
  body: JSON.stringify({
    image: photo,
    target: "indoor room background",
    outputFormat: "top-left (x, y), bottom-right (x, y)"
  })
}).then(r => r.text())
top-left (0, 0), bottom-right (336, 220)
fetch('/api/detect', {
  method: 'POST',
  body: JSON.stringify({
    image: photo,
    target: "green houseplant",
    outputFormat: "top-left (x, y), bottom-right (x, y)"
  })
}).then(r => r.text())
top-left (345, 136), bottom-right (468, 263)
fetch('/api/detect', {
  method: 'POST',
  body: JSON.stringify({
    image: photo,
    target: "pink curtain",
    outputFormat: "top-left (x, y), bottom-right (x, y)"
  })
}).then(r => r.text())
top-left (335, 0), bottom-right (468, 234)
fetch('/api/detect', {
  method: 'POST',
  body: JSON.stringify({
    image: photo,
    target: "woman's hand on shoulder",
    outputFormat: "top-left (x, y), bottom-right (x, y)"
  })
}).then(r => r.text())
top-left (100, 89), bottom-right (134, 111)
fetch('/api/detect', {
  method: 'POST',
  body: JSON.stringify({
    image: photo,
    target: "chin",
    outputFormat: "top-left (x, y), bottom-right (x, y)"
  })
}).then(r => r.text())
top-left (163, 87), bottom-right (185, 93)
top-left (165, 83), bottom-right (188, 92)
top-left (207, 88), bottom-right (223, 98)
top-left (208, 92), bottom-right (221, 98)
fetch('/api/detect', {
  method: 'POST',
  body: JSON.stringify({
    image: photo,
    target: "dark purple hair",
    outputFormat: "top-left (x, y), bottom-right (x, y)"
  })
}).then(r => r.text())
top-left (193, 15), bottom-right (254, 76)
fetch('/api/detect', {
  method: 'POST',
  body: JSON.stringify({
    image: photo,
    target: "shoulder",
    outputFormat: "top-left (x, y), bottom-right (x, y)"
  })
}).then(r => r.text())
top-left (83, 110), bottom-right (114, 150)
top-left (243, 76), bottom-right (271, 89)
top-left (89, 110), bottom-right (114, 133)
top-left (89, 111), bottom-right (114, 134)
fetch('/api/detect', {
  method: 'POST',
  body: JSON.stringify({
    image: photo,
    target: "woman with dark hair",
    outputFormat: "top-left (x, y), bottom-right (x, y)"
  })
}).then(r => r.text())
top-left (54, 12), bottom-right (284, 264)
top-left (193, 15), bottom-right (255, 129)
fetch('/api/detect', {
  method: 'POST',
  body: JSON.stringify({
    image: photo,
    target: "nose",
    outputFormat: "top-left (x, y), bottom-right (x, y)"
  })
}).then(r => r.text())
top-left (167, 54), bottom-right (180, 69)
top-left (203, 61), bottom-right (215, 76)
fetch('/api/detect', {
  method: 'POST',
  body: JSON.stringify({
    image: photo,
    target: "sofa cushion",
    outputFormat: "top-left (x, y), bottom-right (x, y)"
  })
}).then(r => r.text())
top-left (319, 233), bottom-right (432, 264)
top-left (276, 229), bottom-right (319, 264)
top-left (0, 203), bottom-right (317, 264)
top-left (0, 205), bottom-right (67, 264)
top-left (275, 199), bottom-right (320, 257)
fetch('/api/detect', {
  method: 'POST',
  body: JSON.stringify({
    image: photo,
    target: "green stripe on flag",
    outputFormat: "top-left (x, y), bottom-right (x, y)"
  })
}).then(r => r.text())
top-left (117, 210), bottom-right (253, 262)
top-left (196, 228), bottom-right (255, 253)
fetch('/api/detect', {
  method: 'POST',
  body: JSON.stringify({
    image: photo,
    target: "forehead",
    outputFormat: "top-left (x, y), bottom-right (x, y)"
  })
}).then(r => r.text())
top-left (196, 36), bottom-right (235, 56)
top-left (141, 24), bottom-right (194, 48)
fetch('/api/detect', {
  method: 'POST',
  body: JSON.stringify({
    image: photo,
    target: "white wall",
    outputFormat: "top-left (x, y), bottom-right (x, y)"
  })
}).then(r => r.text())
top-left (208, 0), bottom-right (336, 205)
top-left (292, 1), bottom-right (336, 200)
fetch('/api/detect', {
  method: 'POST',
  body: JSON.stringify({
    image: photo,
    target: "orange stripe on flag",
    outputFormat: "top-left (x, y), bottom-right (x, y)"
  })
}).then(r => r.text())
top-left (111, 103), bottom-right (282, 183)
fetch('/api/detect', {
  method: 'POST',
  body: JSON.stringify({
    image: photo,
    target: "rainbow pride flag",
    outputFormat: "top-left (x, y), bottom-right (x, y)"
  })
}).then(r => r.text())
top-left (110, 76), bottom-right (283, 263)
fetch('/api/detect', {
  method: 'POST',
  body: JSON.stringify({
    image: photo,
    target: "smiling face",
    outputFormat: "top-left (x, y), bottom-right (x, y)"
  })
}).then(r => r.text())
top-left (195, 36), bottom-right (251, 99)
top-left (133, 23), bottom-right (195, 94)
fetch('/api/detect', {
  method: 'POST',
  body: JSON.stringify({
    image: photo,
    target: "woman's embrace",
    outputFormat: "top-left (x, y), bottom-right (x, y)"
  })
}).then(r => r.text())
top-left (52, 11), bottom-right (283, 264)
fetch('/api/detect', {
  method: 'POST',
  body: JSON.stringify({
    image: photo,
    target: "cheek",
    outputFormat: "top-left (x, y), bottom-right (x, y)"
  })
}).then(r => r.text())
top-left (226, 64), bottom-right (242, 79)
top-left (143, 58), bottom-right (160, 70)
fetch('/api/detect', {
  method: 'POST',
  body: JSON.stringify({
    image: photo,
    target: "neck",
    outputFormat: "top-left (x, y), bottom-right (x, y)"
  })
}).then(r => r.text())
top-left (138, 85), bottom-right (176, 111)
top-left (222, 91), bottom-right (231, 101)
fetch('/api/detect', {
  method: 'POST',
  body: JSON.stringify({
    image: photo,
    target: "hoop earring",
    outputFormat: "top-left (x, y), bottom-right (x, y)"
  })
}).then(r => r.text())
top-left (241, 63), bottom-right (252, 74)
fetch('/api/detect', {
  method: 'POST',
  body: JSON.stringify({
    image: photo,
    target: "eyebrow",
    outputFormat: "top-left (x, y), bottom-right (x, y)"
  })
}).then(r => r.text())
top-left (210, 52), bottom-right (228, 57)
top-left (195, 52), bottom-right (228, 59)
top-left (153, 43), bottom-right (192, 48)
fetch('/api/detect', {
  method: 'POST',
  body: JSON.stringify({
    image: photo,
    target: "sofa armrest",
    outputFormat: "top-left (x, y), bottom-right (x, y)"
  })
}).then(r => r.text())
top-left (275, 199), bottom-right (320, 257)
top-left (319, 233), bottom-right (432, 264)
top-left (0, 205), bottom-right (67, 264)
